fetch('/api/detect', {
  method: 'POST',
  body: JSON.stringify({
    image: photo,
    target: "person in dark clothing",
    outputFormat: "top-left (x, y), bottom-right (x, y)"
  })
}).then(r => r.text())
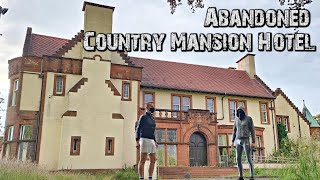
top-left (136, 102), bottom-right (157, 180)
top-left (232, 106), bottom-right (256, 180)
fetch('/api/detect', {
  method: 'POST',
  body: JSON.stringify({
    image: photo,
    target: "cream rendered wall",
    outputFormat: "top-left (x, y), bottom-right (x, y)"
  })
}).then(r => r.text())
top-left (140, 88), bottom-right (277, 156)
top-left (112, 79), bottom-right (139, 166)
top-left (63, 41), bottom-right (83, 60)
top-left (39, 73), bottom-right (81, 170)
top-left (111, 52), bottom-right (128, 65)
top-left (20, 73), bottom-right (42, 111)
top-left (275, 94), bottom-right (310, 139)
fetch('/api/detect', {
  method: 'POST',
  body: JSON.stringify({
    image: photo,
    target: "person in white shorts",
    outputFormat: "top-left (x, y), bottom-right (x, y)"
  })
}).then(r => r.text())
top-left (135, 102), bottom-right (157, 180)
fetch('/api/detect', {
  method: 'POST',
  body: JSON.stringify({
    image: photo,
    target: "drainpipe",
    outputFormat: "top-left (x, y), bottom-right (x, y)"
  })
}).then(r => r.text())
top-left (34, 59), bottom-right (44, 161)
top-left (270, 100), bottom-right (277, 151)
top-left (217, 92), bottom-right (227, 121)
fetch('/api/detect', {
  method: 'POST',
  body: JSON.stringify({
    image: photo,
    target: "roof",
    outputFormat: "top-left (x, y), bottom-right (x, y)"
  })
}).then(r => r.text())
top-left (20, 28), bottom-right (274, 99)
top-left (23, 28), bottom-right (69, 57)
top-left (130, 57), bottom-right (274, 98)
top-left (302, 102), bottom-right (320, 128)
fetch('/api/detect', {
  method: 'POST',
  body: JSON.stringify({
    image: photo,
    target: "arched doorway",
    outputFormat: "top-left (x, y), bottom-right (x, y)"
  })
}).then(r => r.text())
top-left (189, 132), bottom-right (207, 166)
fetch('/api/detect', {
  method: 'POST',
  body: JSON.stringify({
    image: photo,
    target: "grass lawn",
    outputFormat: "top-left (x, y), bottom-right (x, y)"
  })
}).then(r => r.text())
top-left (0, 161), bottom-right (139, 180)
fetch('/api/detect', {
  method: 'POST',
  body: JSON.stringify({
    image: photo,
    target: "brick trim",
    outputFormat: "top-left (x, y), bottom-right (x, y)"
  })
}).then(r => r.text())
top-left (112, 113), bottom-right (124, 119)
top-left (105, 80), bottom-right (121, 96)
top-left (69, 78), bottom-right (88, 93)
top-left (53, 31), bottom-right (84, 57)
top-left (62, 111), bottom-right (77, 117)
top-left (259, 101), bottom-right (270, 125)
top-left (53, 74), bottom-right (66, 96)
top-left (121, 81), bottom-right (132, 101)
top-left (105, 137), bottom-right (115, 156)
top-left (70, 136), bottom-right (81, 156)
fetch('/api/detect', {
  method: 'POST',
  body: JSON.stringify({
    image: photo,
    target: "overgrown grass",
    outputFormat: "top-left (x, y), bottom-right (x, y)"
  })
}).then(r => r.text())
top-left (0, 161), bottom-right (139, 180)
top-left (242, 135), bottom-right (320, 179)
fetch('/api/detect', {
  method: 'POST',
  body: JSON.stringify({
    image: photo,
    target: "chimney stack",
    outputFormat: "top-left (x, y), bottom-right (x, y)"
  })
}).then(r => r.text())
top-left (82, 1), bottom-right (115, 59)
top-left (236, 54), bottom-right (256, 79)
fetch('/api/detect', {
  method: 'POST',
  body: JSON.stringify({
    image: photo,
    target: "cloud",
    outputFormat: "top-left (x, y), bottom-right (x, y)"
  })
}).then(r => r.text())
top-left (0, 0), bottom-right (319, 120)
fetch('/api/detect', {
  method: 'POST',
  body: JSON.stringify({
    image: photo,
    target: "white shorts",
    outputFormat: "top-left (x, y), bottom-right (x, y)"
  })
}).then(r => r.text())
top-left (140, 138), bottom-right (156, 154)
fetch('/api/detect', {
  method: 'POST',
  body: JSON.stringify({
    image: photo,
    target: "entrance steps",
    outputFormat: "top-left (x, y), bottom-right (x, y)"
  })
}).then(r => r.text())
top-left (159, 166), bottom-right (241, 179)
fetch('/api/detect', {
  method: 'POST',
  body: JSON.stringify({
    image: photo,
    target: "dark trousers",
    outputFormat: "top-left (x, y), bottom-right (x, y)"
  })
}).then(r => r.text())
top-left (235, 138), bottom-right (254, 177)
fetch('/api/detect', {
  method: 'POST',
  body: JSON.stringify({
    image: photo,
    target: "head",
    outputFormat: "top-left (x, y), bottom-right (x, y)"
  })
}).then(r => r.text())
top-left (236, 106), bottom-right (246, 120)
top-left (146, 102), bottom-right (155, 114)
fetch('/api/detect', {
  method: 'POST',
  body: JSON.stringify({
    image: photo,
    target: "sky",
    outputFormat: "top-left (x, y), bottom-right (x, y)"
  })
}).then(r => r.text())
top-left (0, 0), bottom-right (319, 129)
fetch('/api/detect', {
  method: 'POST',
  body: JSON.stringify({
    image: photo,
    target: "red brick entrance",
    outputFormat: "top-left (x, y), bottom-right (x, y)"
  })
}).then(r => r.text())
top-left (138, 109), bottom-right (219, 167)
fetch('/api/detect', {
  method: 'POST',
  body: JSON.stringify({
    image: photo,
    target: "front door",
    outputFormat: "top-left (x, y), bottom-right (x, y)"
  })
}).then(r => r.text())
top-left (189, 132), bottom-right (207, 166)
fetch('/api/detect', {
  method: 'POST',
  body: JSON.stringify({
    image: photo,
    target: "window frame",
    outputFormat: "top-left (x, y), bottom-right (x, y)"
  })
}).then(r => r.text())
top-left (19, 125), bottom-right (33, 140)
top-left (276, 115), bottom-right (291, 133)
top-left (7, 126), bottom-right (14, 141)
top-left (105, 137), bottom-right (115, 156)
top-left (143, 91), bottom-right (155, 108)
top-left (205, 96), bottom-right (217, 113)
top-left (155, 128), bottom-right (178, 167)
top-left (121, 81), bottom-right (132, 101)
top-left (259, 101), bottom-right (270, 124)
top-left (11, 79), bottom-right (19, 106)
top-left (53, 74), bottom-right (66, 96)
top-left (171, 94), bottom-right (192, 111)
top-left (70, 136), bottom-right (81, 156)
top-left (228, 99), bottom-right (247, 122)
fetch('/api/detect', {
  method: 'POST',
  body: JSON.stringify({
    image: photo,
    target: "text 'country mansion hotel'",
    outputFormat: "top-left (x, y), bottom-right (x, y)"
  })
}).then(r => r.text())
top-left (2, 1), bottom-right (320, 174)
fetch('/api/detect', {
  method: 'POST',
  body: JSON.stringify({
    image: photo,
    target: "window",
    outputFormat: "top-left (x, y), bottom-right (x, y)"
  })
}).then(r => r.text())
top-left (18, 125), bottom-right (33, 162)
top-left (229, 99), bottom-right (247, 121)
top-left (206, 97), bottom-right (216, 113)
top-left (20, 125), bottom-right (33, 140)
top-left (254, 136), bottom-right (263, 163)
top-left (122, 81), bottom-right (131, 101)
top-left (156, 129), bottom-right (177, 166)
top-left (259, 102), bottom-right (269, 124)
top-left (143, 92), bottom-right (155, 108)
top-left (12, 79), bottom-right (19, 106)
top-left (277, 115), bottom-right (290, 133)
top-left (172, 94), bottom-right (191, 118)
top-left (7, 126), bottom-right (14, 141)
top-left (106, 137), bottom-right (115, 156)
top-left (53, 74), bottom-right (66, 96)
top-left (5, 144), bottom-right (10, 160)
top-left (70, 136), bottom-right (81, 155)
top-left (155, 129), bottom-right (165, 142)
top-left (218, 134), bottom-right (228, 164)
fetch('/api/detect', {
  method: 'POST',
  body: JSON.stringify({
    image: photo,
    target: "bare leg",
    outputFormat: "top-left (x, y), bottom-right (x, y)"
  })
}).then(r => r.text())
top-left (148, 153), bottom-right (156, 178)
top-left (236, 144), bottom-right (244, 178)
top-left (139, 153), bottom-right (148, 179)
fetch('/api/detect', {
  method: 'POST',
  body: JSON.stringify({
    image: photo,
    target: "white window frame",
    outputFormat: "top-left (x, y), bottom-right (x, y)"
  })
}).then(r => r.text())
top-left (7, 126), bottom-right (14, 141)
top-left (55, 76), bottom-right (64, 94)
top-left (260, 103), bottom-right (268, 123)
top-left (123, 83), bottom-right (130, 99)
top-left (12, 79), bottom-right (19, 106)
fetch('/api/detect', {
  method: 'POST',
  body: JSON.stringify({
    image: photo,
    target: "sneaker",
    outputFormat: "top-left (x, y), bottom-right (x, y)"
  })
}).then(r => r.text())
top-left (249, 177), bottom-right (254, 180)
top-left (237, 177), bottom-right (244, 180)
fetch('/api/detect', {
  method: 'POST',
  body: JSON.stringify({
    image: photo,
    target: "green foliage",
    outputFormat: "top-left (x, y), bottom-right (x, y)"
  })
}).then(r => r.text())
top-left (168, 155), bottom-right (177, 166)
top-left (112, 167), bottom-right (139, 180)
top-left (157, 149), bottom-right (165, 166)
top-left (277, 123), bottom-right (288, 153)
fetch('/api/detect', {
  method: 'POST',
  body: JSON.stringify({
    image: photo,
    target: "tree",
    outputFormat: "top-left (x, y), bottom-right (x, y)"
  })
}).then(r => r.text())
top-left (167, 0), bottom-right (204, 14)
